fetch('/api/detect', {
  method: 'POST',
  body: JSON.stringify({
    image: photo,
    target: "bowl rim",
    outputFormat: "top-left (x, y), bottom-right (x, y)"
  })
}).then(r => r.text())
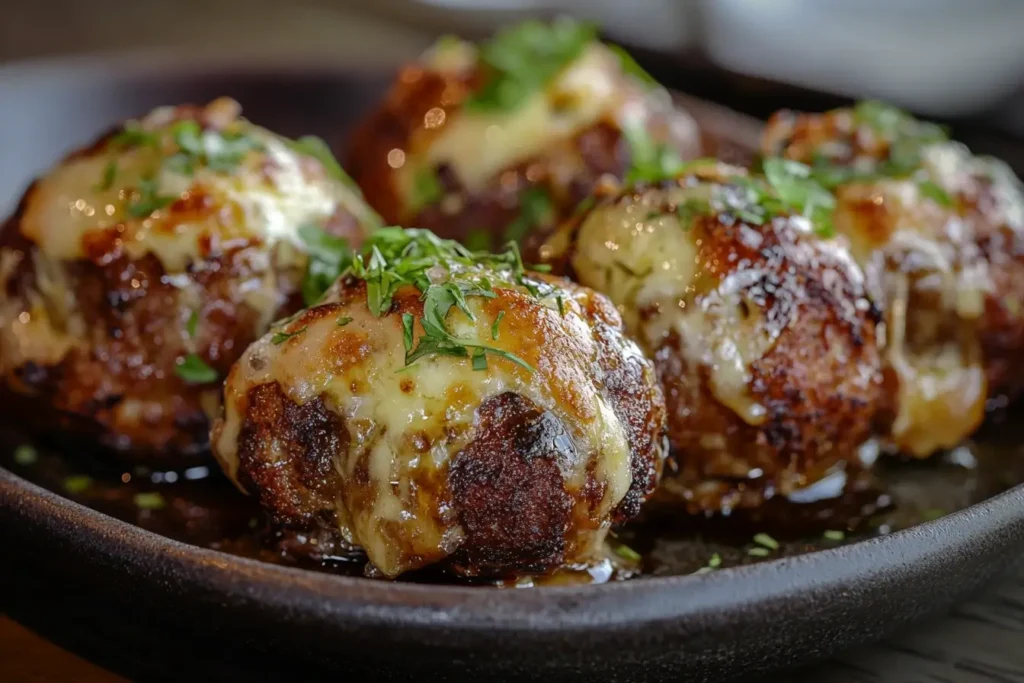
top-left (1, 55), bottom-right (1023, 646)
top-left (4, 464), bottom-right (1023, 635)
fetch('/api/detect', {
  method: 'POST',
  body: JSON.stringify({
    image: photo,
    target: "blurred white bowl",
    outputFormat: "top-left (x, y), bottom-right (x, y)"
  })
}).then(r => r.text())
top-left (703, 0), bottom-right (1024, 117)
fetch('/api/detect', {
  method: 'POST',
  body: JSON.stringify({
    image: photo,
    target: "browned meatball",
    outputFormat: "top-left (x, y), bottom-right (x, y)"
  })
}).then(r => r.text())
top-left (211, 229), bottom-right (667, 578)
top-left (0, 98), bottom-right (380, 463)
top-left (346, 19), bottom-right (701, 256)
top-left (762, 101), bottom-right (1024, 456)
top-left (541, 162), bottom-right (884, 513)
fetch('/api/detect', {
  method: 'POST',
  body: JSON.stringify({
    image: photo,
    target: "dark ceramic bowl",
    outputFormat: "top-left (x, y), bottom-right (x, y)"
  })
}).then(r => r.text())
top-left (1, 56), bottom-right (1023, 683)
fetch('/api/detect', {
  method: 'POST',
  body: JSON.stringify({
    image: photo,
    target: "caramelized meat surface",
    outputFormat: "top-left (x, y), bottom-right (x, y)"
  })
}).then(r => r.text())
top-left (543, 163), bottom-right (884, 512)
top-left (763, 102), bottom-right (1024, 456)
top-left (0, 98), bottom-right (379, 463)
top-left (347, 20), bottom-right (701, 257)
top-left (212, 230), bottom-right (666, 578)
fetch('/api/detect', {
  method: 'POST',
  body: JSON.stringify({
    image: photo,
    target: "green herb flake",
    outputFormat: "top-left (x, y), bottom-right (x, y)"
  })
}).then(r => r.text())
top-left (922, 508), bottom-right (946, 521)
top-left (607, 43), bottom-right (659, 88)
top-left (287, 135), bottom-right (361, 192)
top-left (63, 475), bottom-right (93, 495)
top-left (918, 179), bottom-right (953, 206)
top-left (133, 492), bottom-right (167, 510)
top-left (186, 310), bottom-right (199, 339)
top-left (505, 187), bottom-right (554, 244)
top-left (402, 313), bottom-right (415, 352)
top-left (97, 160), bottom-right (118, 191)
top-left (464, 229), bottom-right (494, 252)
top-left (464, 18), bottom-right (597, 112)
top-left (491, 310), bottom-right (505, 340)
top-left (611, 542), bottom-right (642, 563)
top-left (297, 224), bottom-right (352, 306)
top-left (172, 120), bottom-right (204, 156)
top-left (762, 157), bottom-right (836, 236)
top-left (556, 294), bottom-right (566, 317)
top-left (747, 547), bottom-right (771, 558)
top-left (823, 529), bottom-right (846, 542)
top-left (271, 328), bottom-right (307, 345)
top-left (125, 176), bottom-right (176, 219)
top-left (411, 167), bottom-right (445, 212)
top-left (471, 349), bottom-right (488, 371)
top-left (111, 123), bottom-right (158, 149)
top-left (753, 533), bottom-right (779, 551)
top-left (337, 316), bottom-right (353, 327)
top-left (707, 553), bottom-right (722, 569)
top-left (175, 354), bottom-right (218, 384)
top-left (13, 444), bottom-right (38, 466)
top-left (623, 120), bottom-right (685, 185)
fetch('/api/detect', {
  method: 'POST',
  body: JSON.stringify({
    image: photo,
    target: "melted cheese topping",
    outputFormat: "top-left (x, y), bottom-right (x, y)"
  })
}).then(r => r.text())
top-left (569, 182), bottom-right (779, 426)
top-left (214, 281), bottom-right (634, 577)
top-left (19, 107), bottom-right (375, 273)
top-left (398, 43), bottom-right (625, 200)
top-left (832, 166), bottom-right (998, 455)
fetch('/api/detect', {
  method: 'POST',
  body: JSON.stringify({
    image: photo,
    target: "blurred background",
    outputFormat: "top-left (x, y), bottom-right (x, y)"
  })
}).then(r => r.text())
top-left (1, 0), bottom-right (1023, 150)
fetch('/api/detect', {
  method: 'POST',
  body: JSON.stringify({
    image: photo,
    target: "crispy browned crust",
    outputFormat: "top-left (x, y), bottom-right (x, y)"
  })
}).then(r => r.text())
top-left (0, 114), bottom-right (366, 464)
top-left (763, 107), bottom-right (1024, 401)
top-left (220, 274), bottom-right (666, 577)
top-left (658, 215), bottom-right (883, 511)
top-left (345, 60), bottom-right (699, 256)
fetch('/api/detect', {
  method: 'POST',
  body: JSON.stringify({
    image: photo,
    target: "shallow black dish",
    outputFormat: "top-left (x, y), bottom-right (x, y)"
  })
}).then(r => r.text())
top-left (1, 57), bottom-right (1023, 683)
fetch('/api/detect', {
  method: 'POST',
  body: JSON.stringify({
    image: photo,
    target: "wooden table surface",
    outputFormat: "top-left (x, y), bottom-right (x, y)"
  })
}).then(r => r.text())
top-left (3, 562), bottom-right (1023, 682)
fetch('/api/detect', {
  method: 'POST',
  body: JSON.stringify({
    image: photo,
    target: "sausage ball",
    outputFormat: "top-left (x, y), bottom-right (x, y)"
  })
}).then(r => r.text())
top-left (762, 101), bottom-right (1024, 456)
top-left (541, 162), bottom-right (884, 513)
top-left (211, 229), bottom-right (667, 579)
top-left (346, 18), bottom-right (701, 256)
top-left (0, 98), bottom-right (380, 463)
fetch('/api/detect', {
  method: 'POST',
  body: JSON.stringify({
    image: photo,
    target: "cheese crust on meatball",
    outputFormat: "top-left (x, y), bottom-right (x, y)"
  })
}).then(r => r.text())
top-left (212, 229), bottom-right (666, 578)
top-left (0, 98), bottom-right (379, 461)
top-left (762, 101), bottom-right (1024, 456)
top-left (543, 162), bottom-right (884, 513)
top-left (347, 18), bottom-right (700, 254)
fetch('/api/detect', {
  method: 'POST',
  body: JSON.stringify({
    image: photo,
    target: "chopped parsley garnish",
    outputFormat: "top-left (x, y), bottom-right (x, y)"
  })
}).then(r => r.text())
top-left (175, 354), bottom-right (218, 384)
top-left (504, 186), bottom-right (554, 243)
top-left (411, 167), bottom-right (445, 212)
top-left (166, 120), bottom-right (263, 173)
top-left (762, 158), bottom-right (836, 236)
top-left (556, 295), bottom-right (566, 317)
top-left (133, 492), bottom-right (167, 510)
top-left (337, 316), bottom-right (353, 327)
top-left (607, 43), bottom-right (659, 88)
top-left (610, 541), bottom-right (642, 563)
top-left (186, 310), bottom-right (199, 339)
top-left (402, 313), bottom-right (415, 352)
top-left (917, 179), bottom-right (953, 206)
top-left (491, 310), bottom-right (505, 340)
top-left (13, 444), bottom-right (38, 466)
top-left (471, 349), bottom-right (488, 371)
top-left (464, 18), bottom-right (597, 112)
top-left (346, 228), bottom-right (540, 372)
top-left (97, 160), bottom-right (118, 191)
top-left (753, 533), bottom-right (779, 551)
top-left (297, 224), bottom-right (352, 306)
top-left (464, 229), bottom-right (494, 252)
top-left (707, 553), bottom-right (722, 569)
top-left (63, 475), bottom-right (93, 495)
top-left (271, 328), bottom-right (306, 345)
top-left (111, 123), bottom-right (159, 149)
top-left (622, 119), bottom-right (685, 185)
top-left (823, 529), bottom-right (845, 541)
top-left (803, 100), bottom-right (950, 192)
top-left (747, 547), bottom-right (771, 558)
top-left (125, 176), bottom-right (176, 218)
top-left (287, 135), bottom-right (362, 192)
